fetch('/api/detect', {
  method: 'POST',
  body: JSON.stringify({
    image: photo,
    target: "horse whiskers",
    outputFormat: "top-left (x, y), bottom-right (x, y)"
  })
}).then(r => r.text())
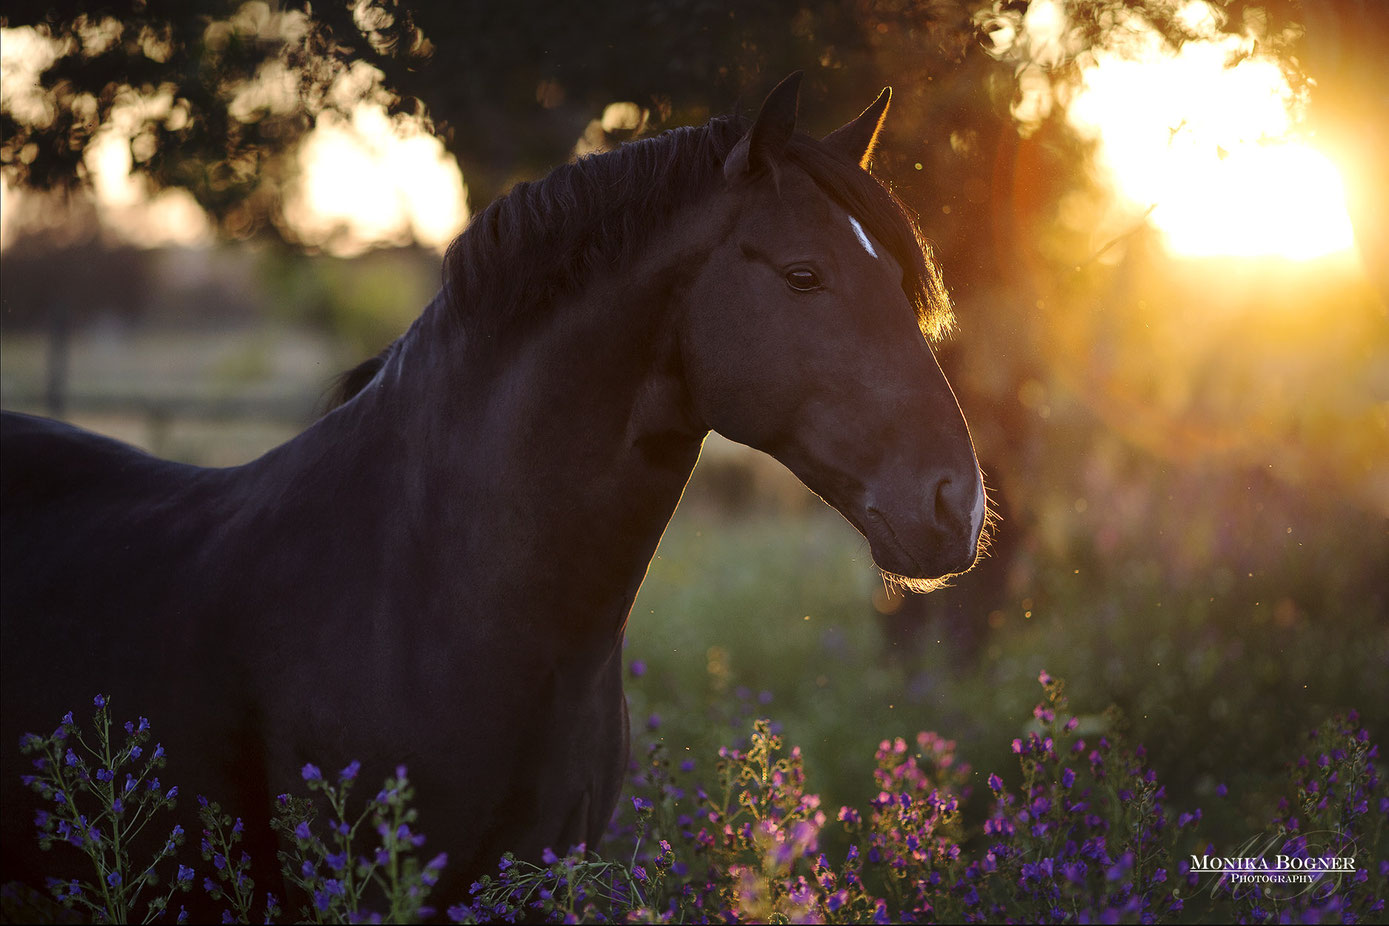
top-left (970, 471), bottom-right (1004, 558)
top-left (880, 569), bottom-right (953, 596)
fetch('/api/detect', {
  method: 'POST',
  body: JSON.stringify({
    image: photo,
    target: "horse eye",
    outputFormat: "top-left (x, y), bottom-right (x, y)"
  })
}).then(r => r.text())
top-left (785, 268), bottom-right (821, 292)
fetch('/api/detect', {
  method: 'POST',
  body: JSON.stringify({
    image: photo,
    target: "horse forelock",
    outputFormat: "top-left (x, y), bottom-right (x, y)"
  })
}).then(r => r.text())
top-left (782, 136), bottom-right (954, 342)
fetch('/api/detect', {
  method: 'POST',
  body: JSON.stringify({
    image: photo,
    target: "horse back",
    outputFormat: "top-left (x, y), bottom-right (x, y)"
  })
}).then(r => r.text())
top-left (2, 411), bottom-right (177, 502)
top-left (1, 410), bottom-right (221, 613)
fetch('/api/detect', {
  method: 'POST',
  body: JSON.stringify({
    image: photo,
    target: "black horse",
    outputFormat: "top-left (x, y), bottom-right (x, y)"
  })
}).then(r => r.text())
top-left (1, 74), bottom-right (987, 904)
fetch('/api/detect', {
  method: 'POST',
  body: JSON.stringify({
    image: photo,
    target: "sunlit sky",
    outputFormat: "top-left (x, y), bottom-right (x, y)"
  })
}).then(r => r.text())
top-left (1017, 0), bottom-right (1355, 262)
top-left (0, 6), bottom-right (1360, 263)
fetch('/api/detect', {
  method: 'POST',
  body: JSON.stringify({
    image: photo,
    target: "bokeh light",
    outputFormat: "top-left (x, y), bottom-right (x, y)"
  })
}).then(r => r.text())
top-left (281, 101), bottom-right (469, 257)
top-left (0, 26), bottom-right (467, 256)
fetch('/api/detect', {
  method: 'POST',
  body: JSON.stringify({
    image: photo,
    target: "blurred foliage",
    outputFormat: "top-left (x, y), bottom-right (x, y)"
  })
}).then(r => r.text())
top-left (1, 0), bottom-right (310, 238)
top-left (256, 245), bottom-right (438, 355)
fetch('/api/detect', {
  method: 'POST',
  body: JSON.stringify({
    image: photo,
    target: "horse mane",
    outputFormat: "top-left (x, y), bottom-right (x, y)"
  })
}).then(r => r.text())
top-left (325, 112), bottom-right (951, 411)
top-left (321, 343), bottom-right (397, 412)
top-left (439, 117), bottom-right (744, 343)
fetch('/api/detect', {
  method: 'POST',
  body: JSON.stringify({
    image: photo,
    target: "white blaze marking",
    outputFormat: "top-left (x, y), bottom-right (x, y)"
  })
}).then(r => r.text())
top-left (848, 215), bottom-right (878, 259)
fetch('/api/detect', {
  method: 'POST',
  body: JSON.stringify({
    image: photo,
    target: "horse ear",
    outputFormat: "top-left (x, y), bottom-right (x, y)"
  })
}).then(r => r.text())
top-left (822, 87), bottom-right (891, 169)
top-left (724, 71), bottom-right (803, 182)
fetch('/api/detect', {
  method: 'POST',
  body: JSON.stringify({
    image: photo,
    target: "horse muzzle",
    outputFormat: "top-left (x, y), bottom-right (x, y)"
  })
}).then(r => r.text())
top-left (860, 469), bottom-right (985, 583)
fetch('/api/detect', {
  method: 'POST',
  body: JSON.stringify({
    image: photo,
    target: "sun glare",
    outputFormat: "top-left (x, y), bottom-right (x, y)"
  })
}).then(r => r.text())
top-left (1068, 12), bottom-right (1354, 261)
top-left (999, 0), bottom-right (1357, 262)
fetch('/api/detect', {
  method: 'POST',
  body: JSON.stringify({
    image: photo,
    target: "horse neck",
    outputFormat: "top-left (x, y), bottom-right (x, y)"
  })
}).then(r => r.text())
top-left (280, 270), bottom-right (706, 649)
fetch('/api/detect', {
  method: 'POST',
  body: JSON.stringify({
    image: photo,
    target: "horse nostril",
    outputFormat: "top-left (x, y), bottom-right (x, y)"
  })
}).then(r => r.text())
top-left (932, 472), bottom-right (983, 536)
top-left (933, 478), bottom-right (954, 525)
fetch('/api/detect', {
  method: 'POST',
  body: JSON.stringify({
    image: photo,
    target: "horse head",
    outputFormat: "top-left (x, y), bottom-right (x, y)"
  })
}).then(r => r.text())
top-left (680, 73), bottom-right (988, 588)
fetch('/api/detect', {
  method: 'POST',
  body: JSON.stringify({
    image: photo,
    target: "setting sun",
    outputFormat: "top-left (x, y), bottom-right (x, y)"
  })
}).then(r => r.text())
top-left (1062, 2), bottom-right (1355, 261)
